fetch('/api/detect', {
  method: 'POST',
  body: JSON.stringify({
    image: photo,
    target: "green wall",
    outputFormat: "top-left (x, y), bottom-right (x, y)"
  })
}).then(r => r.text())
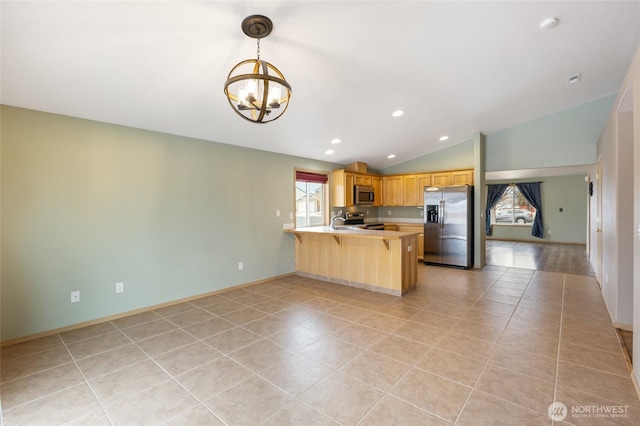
top-left (1, 106), bottom-right (339, 341)
top-left (486, 94), bottom-right (616, 171)
top-left (486, 175), bottom-right (589, 243)
top-left (381, 139), bottom-right (475, 175)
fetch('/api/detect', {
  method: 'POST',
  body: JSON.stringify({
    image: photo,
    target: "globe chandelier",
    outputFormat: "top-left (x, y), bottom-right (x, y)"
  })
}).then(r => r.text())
top-left (224, 15), bottom-right (292, 124)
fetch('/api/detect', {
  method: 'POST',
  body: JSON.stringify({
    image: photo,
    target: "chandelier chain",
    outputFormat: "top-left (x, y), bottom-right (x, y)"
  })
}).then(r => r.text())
top-left (256, 38), bottom-right (261, 60)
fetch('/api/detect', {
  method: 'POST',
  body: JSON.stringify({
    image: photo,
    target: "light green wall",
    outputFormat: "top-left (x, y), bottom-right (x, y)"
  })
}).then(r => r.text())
top-left (381, 139), bottom-right (475, 175)
top-left (487, 175), bottom-right (588, 243)
top-left (1, 106), bottom-right (340, 341)
top-left (486, 94), bottom-right (616, 171)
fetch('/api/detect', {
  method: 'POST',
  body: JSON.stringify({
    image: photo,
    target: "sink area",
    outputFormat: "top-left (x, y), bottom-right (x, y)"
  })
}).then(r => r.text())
top-left (332, 225), bottom-right (366, 231)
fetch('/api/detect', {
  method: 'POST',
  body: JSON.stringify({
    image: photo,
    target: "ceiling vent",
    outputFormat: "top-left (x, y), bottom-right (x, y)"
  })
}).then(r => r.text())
top-left (568, 73), bottom-right (581, 85)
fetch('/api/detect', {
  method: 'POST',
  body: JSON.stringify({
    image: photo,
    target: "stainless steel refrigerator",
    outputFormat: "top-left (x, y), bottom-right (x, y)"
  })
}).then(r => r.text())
top-left (424, 185), bottom-right (473, 268)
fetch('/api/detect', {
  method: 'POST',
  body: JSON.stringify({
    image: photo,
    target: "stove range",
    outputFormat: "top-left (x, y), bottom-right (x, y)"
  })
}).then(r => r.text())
top-left (344, 212), bottom-right (385, 230)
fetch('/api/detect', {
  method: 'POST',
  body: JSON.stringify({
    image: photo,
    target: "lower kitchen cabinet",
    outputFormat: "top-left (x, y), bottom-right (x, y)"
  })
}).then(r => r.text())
top-left (397, 224), bottom-right (424, 260)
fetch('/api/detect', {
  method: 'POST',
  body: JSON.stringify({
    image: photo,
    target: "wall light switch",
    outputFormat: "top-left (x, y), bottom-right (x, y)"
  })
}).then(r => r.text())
top-left (70, 291), bottom-right (80, 303)
top-left (115, 282), bottom-right (124, 294)
top-left (276, 210), bottom-right (281, 217)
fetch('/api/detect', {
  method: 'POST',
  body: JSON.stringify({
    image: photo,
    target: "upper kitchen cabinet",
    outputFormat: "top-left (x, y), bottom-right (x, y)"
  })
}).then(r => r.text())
top-left (417, 174), bottom-right (433, 206)
top-left (332, 168), bottom-right (473, 207)
top-left (403, 173), bottom-right (432, 206)
top-left (354, 174), bottom-right (372, 186)
top-left (452, 170), bottom-right (474, 185)
top-left (431, 169), bottom-right (474, 186)
top-left (383, 175), bottom-right (403, 206)
top-left (372, 176), bottom-right (383, 207)
top-left (332, 169), bottom-right (355, 207)
top-left (402, 175), bottom-right (419, 206)
top-left (332, 169), bottom-right (378, 207)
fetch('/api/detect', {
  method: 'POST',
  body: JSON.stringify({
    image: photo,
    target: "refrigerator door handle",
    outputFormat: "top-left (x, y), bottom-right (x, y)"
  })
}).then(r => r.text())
top-left (440, 200), bottom-right (445, 229)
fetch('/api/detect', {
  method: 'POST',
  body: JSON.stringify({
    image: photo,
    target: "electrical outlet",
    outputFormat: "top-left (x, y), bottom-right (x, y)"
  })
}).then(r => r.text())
top-left (116, 282), bottom-right (124, 294)
top-left (276, 210), bottom-right (281, 217)
top-left (408, 245), bottom-right (413, 252)
top-left (70, 291), bottom-right (80, 303)
top-left (388, 210), bottom-right (392, 215)
top-left (238, 262), bottom-right (244, 271)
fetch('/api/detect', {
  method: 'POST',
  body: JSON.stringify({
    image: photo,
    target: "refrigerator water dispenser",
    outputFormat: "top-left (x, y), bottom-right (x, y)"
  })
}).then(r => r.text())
top-left (426, 205), bottom-right (439, 223)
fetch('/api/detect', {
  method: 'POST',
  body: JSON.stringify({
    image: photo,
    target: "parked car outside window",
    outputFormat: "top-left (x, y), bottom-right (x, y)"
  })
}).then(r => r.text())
top-left (496, 208), bottom-right (532, 224)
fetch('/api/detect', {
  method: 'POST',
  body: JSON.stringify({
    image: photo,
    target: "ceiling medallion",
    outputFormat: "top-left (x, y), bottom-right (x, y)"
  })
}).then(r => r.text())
top-left (224, 15), bottom-right (292, 124)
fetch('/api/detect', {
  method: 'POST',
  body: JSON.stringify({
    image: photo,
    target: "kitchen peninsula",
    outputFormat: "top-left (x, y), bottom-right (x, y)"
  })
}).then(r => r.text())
top-left (284, 226), bottom-right (418, 296)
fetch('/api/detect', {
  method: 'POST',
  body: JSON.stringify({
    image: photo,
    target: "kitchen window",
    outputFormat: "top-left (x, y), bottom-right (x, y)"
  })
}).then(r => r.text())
top-left (295, 170), bottom-right (329, 227)
top-left (491, 184), bottom-right (536, 225)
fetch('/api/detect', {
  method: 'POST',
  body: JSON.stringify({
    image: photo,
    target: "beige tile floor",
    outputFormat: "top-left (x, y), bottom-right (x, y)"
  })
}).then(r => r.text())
top-left (2, 265), bottom-right (639, 425)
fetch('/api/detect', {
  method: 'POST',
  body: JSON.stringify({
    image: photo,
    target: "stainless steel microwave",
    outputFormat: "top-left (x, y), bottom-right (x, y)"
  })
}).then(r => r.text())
top-left (354, 185), bottom-right (374, 205)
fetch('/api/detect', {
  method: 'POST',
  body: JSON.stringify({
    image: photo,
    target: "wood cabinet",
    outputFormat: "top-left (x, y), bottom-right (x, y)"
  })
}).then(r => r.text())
top-left (355, 174), bottom-right (372, 186)
top-left (397, 224), bottom-right (424, 260)
top-left (431, 169), bottom-right (474, 187)
top-left (332, 169), bottom-right (380, 207)
top-left (402, 175), bottom-right (419, 207)
top-left (404, 173), bottom-right (432, 206)
top-left (383, 176), bottom-right (403, 206)
top-left (372, 176), bottom-right (383, 207)
top-left (417, 174), bottom-right (432, 206)
top-left (452, 170), bottom-right (474, 185)
top-left (431, 171), bottom-right (452, 186)
top-left (332, 168), bottom-right (473, 207)
top-left (285, 227), bottom-right (418, 296)
top-left (331, 170), bottom-right (354, 207)
top-left (384, 224), bottom-right (398, 231)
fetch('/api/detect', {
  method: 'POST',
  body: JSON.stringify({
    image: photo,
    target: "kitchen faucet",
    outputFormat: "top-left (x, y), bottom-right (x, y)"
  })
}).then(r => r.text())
top-left (330, 210), bottom-right (346, 230)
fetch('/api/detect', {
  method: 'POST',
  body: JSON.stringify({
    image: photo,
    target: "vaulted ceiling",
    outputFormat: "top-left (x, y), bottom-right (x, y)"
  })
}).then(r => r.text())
top-left (2, 1), bottom-right (639, 170)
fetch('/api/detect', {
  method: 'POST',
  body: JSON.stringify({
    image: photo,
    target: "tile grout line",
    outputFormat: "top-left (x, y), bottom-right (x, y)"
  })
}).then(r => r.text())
top-left (452, 266), bottom-right (524, 424)
top-left (58, 332), bottom-right (116, 426)
top-left (551, 274), bottom-right (567, 425)
top-left (114, 316), bottom-right (232, 426)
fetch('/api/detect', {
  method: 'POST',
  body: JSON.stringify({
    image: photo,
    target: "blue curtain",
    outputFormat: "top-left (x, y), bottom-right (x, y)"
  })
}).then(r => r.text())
top-left (516, 182), bottom-right (543, 238)
top-left (485, 184), bottom-right (508, 236)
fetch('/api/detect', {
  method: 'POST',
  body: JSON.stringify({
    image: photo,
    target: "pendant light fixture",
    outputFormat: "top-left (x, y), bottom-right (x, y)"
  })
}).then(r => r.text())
top-left (224, 15), bottom-right (292, 123)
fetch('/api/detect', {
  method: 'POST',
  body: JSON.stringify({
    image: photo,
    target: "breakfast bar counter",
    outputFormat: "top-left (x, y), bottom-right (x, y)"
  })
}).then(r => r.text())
top-left (284, 226), bottom-right (418, 296)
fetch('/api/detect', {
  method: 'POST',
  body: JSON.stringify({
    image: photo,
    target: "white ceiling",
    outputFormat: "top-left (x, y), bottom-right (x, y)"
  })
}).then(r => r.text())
top-left (2, 1), bottom-right (639, 170)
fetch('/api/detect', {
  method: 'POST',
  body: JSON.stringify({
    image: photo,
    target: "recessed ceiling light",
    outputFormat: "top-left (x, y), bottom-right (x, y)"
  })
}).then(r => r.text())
top-left (439, 135), bottom-right (449, 141)
top-left (387, 154), bottom-right (396, 159)
top-left (392, 110), bottom-right (404, 117)
top-left (540, 17), bottom-right (558, 30)
top-left (325, 149), bottom-right (334, 155)
top-left (331, 138), bottom-right (341, 144)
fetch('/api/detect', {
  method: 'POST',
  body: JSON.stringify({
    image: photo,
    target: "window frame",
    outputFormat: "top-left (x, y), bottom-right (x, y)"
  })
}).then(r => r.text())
top-left (294, 168), bottom-right (330, 228)
top-left (491, 184), bottom-right (536, 227)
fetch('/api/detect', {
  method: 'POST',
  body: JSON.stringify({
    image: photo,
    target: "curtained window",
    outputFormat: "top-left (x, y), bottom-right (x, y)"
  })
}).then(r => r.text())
top-left (516, 182), bottom-right (544, 238)
top-left (485, 184), bottom-right (508, 236)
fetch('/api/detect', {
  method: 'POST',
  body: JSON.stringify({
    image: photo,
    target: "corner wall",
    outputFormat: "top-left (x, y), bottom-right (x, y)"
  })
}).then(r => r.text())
top-left (596, 44), bottom-right (639, 330)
